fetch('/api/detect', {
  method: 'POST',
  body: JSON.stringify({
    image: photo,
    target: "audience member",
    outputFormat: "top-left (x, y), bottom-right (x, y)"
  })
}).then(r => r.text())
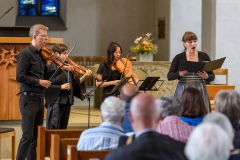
top-left (119, 83), bottom-right (139, 133)
top-left (181, 87), bottom-right (208, 126)
top-left (105, 93), bottom-right (187, 160)
top-left (156, 95), bottom-right (194, 143)
top-left (185, 123), bottom-right (232, 160)
top-left (214, 90), bottom-right (240, 149)
top-left (77, 96), bottom-right (125, 150)
top-left (203, 112), bottom-right (240, 160)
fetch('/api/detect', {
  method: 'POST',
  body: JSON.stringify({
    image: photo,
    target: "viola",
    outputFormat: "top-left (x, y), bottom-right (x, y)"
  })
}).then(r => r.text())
top-left (115, 57), bottom-right (139, 84)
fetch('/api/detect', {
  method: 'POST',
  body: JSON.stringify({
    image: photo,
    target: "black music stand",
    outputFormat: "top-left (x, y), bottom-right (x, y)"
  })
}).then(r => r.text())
top-left (106, 77), bottom-right (131, 95)
top-left (85, 80), bottom-right (106, 128)
top-left (138, 77), bottom-right (164, 92)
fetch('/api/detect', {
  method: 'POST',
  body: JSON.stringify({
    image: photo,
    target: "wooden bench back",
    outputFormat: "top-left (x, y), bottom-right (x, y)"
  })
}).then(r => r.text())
top-left (37, 126), bottom-right (83, 160)
top-left (67, 145), bottom-right (112, 160)
top-left (50, 134), bottom-right (79, 160)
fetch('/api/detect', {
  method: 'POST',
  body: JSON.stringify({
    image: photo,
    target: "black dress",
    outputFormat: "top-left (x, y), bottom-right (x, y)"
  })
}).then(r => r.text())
top-left (97, 62), bottom-right (121, 101)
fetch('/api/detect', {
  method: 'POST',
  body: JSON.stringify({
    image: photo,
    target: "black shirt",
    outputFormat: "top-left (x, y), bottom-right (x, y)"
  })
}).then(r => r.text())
top-left (16, 44), bottom-right (47, 94)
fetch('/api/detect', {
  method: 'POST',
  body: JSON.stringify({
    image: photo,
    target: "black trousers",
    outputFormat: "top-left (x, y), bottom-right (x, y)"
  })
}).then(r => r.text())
top-left (16, 95), bottom-right (44, 160)
top-left (46, 99), bottom-right (71, 130)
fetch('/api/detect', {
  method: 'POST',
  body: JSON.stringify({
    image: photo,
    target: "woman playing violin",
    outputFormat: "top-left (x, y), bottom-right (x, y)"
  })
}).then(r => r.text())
top-left (45, 43), bottom-right (92, 129)
top-left (96, 42), bottom-right (122, 102)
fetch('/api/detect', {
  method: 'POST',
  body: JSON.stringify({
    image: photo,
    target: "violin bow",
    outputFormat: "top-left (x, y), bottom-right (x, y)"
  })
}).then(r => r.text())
top-left (67, 42), bottom-right (70, 83)
top-left (48, 44), bottom-right (77, 81)
top-left (120, 52), bottom-right (130, 80)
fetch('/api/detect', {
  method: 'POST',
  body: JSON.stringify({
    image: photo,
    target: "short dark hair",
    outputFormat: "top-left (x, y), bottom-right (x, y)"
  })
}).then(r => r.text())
top-left (52, 43), bottom-right (68, 55)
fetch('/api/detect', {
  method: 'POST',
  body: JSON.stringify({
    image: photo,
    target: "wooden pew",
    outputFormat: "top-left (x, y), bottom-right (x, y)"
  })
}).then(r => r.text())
top-left (67, 145), bottom-right (112, 160)
top-left (37, 126), bottom-right (83, 160)
top-left (206, 84), bottom-right (235, 111)
top-left (50, 134), bottom-right (79, 160)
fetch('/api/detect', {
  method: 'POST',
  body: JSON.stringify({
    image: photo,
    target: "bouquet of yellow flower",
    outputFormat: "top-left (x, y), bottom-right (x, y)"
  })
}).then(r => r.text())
top-left (130, 33), bottom-right (158, 54)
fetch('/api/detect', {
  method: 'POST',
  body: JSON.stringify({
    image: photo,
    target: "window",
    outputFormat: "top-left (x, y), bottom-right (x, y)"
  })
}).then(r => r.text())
top-left (19, 0), bottom-right (59, 16)
top-left (17, 0), bottom-right (66, 30)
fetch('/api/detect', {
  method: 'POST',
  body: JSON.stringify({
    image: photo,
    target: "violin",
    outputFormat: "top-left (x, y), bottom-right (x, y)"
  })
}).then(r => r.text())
top-left (115, 57), bottom-right (139, 84)
top-left (66, 58), bottom-right (101, 81)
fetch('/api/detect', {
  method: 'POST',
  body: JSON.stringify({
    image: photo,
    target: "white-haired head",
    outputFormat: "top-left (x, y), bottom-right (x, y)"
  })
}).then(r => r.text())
top-left (100, 96), bottom-right (125, 125)
top-left (185, 123), bottom-right (231, 160)
top-left (203, 112), bottom-right (234, 141)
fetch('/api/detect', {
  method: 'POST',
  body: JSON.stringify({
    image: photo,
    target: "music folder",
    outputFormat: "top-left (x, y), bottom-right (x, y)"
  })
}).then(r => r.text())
top-left (178, 57), bottom-right (226, 72)
top-left (106, 76), bottom-right (131, 95)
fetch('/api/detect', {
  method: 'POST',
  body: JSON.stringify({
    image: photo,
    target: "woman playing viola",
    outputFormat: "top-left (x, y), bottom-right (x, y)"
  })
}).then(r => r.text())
top-left (96, 42), bottom-right (122, 102)
top-left (45, 43), bottom-right (92, 129)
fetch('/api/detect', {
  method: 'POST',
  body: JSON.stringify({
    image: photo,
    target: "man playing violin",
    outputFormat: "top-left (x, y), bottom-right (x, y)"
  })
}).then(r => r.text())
top-left (96, 42), bottom-right (122, 102)
top-left (16, 24), bottom-right (52, 160)
top-left (44, 43), bottom-right (92, 129)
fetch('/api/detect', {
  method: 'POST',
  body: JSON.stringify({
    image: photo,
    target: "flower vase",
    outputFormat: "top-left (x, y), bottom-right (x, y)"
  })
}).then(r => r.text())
top-left (136, 54), bottom-right (153, 61)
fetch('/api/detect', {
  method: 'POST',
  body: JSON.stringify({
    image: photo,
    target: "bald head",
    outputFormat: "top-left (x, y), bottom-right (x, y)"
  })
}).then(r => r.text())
top-left (129, 93), bottom-right (159, 132)
top-left (120, 83), bottom-right (139, 103)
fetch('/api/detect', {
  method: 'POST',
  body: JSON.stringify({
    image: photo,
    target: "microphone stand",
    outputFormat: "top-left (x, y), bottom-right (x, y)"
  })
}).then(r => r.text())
top-left (84, 80), bottom-right (106, 128)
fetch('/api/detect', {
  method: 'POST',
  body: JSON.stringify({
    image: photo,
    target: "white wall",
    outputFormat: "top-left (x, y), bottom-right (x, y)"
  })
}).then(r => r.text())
top-left (169, 0), bottom-right (202, 61)
top-left (215, 0), bottom-right (240, 90)
top-left (0, 0), bottom-right (155, 58)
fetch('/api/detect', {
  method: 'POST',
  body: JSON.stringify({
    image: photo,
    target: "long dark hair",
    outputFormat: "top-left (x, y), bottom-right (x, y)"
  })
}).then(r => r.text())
top-left (105, 42), bottom-right (122, 67)
top-left (181, 87), bottom-right (208, 117)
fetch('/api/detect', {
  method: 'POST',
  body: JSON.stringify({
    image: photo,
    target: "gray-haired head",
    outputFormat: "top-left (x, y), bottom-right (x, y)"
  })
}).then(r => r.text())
top-left (156, 95), bottom-right (182, 118)
top-left (203, 112), bottom-right (233, 140)
top-left (185, 123), bottom-right (232, 160)
top-left (29, 24), bottom-right (49, 39)
top-left (100, 96), bottom-right (125, 125)
top-left (214, 90), bottom-right (240, 124)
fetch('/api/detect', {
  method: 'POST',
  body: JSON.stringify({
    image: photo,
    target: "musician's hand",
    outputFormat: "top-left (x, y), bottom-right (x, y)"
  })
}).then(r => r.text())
top-left (84, 69), bottom-right (92, 76)
top-left (197, 71), bottom-right (209, 79)
top-left (39, 79), bottom-right (51, 88)
top-left (61, 83), bottom-right (71, 90)
top-left (179, 70), bottom-right (188, 77)
top-left (112, 80), bottom-right (120, 85)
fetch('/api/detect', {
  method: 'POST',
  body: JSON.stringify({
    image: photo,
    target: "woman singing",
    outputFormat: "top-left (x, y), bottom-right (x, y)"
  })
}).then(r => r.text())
top-left (96, 42), bottom-right (122, 102)
top-left (167, 31), bottom-right (215, 112)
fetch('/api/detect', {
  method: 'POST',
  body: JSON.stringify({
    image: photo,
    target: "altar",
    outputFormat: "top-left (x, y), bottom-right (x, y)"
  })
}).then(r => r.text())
top-left (88, 61), bottom-right (179, 108)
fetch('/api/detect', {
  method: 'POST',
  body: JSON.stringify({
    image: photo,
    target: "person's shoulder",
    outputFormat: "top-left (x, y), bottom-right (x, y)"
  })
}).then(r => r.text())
top-left (105, 142), bottom-right (131, 160)
top-left (80, 126), bottom-right (99, 135)
top-left (198, 51), bottom-right (209, 56)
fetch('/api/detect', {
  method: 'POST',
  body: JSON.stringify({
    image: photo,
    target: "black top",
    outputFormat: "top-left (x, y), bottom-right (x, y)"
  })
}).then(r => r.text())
top-left (97, 62), bottom-right (121, 99)
top-left (44, 63), bottom-right (86, 106)
top-left (16, 44), bottom-right (48, 94)
top-left (233, 124), bottom-right (240, 149)
top-left (167, 51), bottom-right (215, 83)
